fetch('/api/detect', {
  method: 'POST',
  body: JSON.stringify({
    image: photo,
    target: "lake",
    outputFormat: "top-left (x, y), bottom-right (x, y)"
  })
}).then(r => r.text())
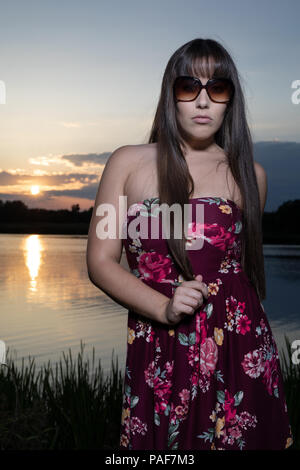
top-left (0, 234), bottom-right (299, 378)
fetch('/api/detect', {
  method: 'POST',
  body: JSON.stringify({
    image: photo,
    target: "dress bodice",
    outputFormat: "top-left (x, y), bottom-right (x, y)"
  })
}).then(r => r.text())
top-left (122, 196), bottom-right (251, 295)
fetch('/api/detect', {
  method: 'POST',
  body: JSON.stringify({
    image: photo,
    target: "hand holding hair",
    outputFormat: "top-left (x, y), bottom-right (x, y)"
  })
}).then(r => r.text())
top-left (164, 273), bottom-right (209, 325)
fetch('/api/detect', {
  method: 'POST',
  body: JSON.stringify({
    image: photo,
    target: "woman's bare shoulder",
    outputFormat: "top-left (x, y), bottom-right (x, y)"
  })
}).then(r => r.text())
top-left (109, 143), bottom-right (156, 168)
top-left (122, 144), bottom-right (158, 204)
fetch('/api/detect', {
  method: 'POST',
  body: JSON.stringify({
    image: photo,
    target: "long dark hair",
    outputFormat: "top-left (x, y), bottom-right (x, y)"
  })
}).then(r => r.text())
top-left (148, 38), bottom-right (266, 301)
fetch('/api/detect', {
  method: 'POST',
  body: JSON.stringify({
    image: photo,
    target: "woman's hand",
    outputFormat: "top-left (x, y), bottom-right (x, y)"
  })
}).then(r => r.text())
top-left (164, 274), bottom-right (209, 326)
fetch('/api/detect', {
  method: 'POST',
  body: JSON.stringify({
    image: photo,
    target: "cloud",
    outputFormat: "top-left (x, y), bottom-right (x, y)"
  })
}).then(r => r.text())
top-left (0, 171), bottom-right (19, 185)
top-left (46, 183), bottom-right (99, 199)
top-left (28, 152), bottom-right (111, 168)
top-left (61, 152), bottom-right (111, 167)
top-left (29, 155), bottom-right (65, 166)
top-left (0, 142), bottom-right (299, 211)
top-left (0, 182), bottom-right (99, 202)
top-left (0, 171), bottom-right (98, 186)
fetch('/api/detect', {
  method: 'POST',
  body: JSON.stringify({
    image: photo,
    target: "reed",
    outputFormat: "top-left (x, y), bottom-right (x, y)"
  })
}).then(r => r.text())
top-left (279, 334), bottom-right (300, 450)
top-left (0, 341), bottom-right (123, 449)
top-left (0, 336), bottom-right (299, 450)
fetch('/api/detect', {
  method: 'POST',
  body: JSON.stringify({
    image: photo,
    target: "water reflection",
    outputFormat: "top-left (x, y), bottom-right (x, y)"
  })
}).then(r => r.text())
top-left (0, 234), bottom-right (299, 377)
top-left (23, 235), bottom-right (43, 292)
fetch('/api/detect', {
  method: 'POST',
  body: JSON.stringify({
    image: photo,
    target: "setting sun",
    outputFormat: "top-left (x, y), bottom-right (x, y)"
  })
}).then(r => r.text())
top-left (31, 185), bottom-right (40, 195)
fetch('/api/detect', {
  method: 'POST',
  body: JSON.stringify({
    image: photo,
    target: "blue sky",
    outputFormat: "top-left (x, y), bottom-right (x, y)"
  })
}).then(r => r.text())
top-left (0, 0), bottom-right (299, 210)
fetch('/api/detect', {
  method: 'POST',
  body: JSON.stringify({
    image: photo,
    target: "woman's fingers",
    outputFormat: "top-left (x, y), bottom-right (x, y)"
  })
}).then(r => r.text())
top-left (194, 274), bottom-right (209, 298)
top-left (169, 274), bottom-right (209, 322)
top-left (181, 276), bottom-right (208, 297)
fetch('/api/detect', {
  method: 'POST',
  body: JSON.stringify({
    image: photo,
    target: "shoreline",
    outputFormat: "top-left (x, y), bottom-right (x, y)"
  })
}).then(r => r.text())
top-left (0, 223), bottom-right (300, 244)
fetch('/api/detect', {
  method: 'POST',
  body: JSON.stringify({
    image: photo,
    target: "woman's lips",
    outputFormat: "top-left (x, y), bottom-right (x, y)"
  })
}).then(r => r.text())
top-left (192, 117), bottom-right (212, 123)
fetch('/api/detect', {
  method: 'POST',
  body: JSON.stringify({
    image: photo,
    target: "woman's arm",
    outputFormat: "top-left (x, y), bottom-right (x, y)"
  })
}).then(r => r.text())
top-left (86, 145), bottom-right (171, 325)
top-left (88, 257), bottom-right (170, 324)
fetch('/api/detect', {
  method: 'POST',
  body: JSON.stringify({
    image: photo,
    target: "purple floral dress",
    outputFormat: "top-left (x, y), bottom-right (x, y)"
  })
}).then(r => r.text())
top-left (119, 196), bottom-right (293, 450)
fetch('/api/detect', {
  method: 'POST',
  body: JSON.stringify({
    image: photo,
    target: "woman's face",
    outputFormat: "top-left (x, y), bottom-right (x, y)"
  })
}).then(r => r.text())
top-left (175, 74), bottom-right (228, 151)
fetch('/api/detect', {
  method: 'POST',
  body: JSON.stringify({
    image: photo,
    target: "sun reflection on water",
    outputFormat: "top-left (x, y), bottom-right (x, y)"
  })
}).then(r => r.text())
top-left (24, 235), bottom-right (43, 291)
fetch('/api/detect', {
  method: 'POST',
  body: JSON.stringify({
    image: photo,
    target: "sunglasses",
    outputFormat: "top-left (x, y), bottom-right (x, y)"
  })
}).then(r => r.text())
top-left (173, 75), bottom-right (234, 103)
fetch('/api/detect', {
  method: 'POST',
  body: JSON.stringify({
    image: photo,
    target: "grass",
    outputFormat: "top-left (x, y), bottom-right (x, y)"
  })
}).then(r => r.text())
top-left (0, 336), bottom-right (299, 450)
top-left (0, 341), bottom-right (123, 450)
top-left (279, 334), bottom-right (300, 449)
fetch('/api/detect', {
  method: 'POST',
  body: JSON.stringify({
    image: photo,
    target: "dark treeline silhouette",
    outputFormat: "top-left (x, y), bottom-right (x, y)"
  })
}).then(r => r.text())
top-left (0, 200), bottom-right (92, 223)
top-left (262, 199), bottom-right (300, 243)
top-left (0, 198), bottom-right (299, 241)
top-left (0, 200), bottom-right (93, 234)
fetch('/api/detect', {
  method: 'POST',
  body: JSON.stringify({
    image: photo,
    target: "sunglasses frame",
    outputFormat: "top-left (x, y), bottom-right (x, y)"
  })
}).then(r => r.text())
top-left (173, 75), bottom-right (235, 104)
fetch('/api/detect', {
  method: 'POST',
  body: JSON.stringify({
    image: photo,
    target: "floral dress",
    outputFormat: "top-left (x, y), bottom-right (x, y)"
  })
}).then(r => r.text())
top-left (119, 196), bottom-right (293, 450)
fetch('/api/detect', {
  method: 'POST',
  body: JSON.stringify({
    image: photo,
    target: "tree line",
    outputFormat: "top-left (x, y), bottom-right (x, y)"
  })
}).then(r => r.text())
top-left (0, 198), bottom-right (299, 241)
top-left (0, 200), bottom-right (92, 224)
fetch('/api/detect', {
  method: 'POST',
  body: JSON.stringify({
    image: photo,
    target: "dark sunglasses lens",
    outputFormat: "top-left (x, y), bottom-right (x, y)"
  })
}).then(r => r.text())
top-left (174, 77), bottom-right (234, 102)
top-left (174, 77), bottom-right (199, 101)
top-left (208, 79), bottom-right (233, 102)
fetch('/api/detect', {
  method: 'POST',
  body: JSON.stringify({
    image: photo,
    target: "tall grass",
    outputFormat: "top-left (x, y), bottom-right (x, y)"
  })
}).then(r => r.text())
top-left (279, 334), bottom-right (300, 449)
top-left (0, 341), bottom-right (124, 449)
top-left (0, 336), bottom-right (299, 450)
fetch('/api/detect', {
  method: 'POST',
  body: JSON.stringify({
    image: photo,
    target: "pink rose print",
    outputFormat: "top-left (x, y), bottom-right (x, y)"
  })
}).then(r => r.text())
top-left (242, 349), bottom-right (265, 378)
top-left (138, 251), bottom-right (172, 282)
top-left (200, 337), bottom-right (218, 375)
top-left (208, 224), bottom-right (236, 251)
top-left (262, 355), bottom-right (279, 396)
top-left (186, 221), bottom-right (236, 251)
top-left (241, 318), bottom-right (281, 397)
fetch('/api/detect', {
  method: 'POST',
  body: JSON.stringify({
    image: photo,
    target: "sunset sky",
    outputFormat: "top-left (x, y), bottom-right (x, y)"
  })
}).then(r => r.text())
top-left (0, 0), bottom-right (299, 211)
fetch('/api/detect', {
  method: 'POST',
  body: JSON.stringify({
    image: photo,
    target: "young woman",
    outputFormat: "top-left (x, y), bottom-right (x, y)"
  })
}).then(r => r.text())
top-left (86, 38), bottom-right (294, 450)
